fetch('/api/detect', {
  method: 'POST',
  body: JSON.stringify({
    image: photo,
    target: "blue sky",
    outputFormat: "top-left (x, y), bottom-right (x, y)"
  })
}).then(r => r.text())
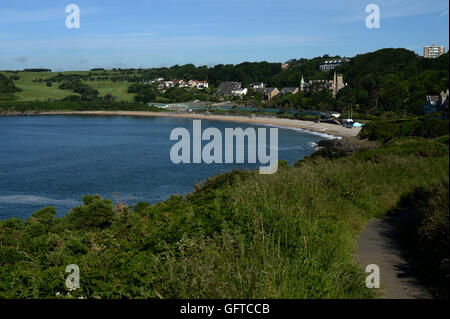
top-left (0, 0), bottom-right (448, 70)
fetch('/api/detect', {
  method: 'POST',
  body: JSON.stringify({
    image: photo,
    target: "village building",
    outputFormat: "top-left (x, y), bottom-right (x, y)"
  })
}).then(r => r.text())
top-left (424, 89), bottom-right (449, 114)
top-left (216, 82), bottom-right (242, 95)
top-left (196, 81), bottom-right (209, 89)
top-left (187, 80), bottom-right (209, 89)
top-left (319, 59), bottom-right (350, 72)
top-left (255, 87), bottom-right (279, 100)
top-left (300, 72), bottom-right (345, 97)
top-left (331, 72), bottom-right (345, 97)
top-left (232, 88), bottom-right (248, 96)
top-left (164, 80), bottom-right (175, 88)
top-left (250, 82), bottom-right (265, 89)
top-left (280, 87), bottom-right (299, 95)
top-left (179, 80), bottom-right (189, 88)
top-left (424, 43), bottom-right (446, 59)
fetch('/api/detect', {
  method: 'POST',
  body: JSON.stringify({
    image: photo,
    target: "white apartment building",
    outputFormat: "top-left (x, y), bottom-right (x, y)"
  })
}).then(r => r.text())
top-left (424, 44), bottom-right (446, 58)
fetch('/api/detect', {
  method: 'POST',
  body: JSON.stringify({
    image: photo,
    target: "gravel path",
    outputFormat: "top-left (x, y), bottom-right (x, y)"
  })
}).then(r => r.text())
top-left (356, 208), bottom-right (432, 299)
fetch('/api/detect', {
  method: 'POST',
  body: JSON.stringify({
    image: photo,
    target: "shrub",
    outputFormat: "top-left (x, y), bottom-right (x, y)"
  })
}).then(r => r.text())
top-left (65, 195), bottom-right (115, 230)
top-left (31, 206), bottom-right (56, 229)
top-left (359, 118), bottom-right (449, 141)
top-left (402, 180), bottom-right (449, 298)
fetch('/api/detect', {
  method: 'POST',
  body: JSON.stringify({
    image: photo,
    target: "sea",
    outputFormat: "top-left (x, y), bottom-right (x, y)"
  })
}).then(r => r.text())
top-left (0, 115), bottom-right (334, 220)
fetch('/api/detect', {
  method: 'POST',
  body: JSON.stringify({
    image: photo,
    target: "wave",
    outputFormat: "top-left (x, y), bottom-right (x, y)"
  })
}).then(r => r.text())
top-left (307, 142), bottom-right (319, 148)
top-left (0, 195), bottom-right (79, 206)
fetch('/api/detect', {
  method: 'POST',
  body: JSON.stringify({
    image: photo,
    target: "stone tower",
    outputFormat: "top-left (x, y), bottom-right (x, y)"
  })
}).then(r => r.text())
top-left (331, 71), bottom-right (344, 97)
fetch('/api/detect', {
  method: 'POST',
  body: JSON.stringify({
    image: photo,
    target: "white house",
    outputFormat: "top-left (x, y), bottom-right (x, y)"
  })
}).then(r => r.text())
top-left (232, 88), bottom-right (248, 96)
top-left (196, 81), bottom-right (209, 89)
top-left (179, 81), bottom-right (189, 88)
top-left (187, 80), bottom-right (209, 89)
top-left (164, 80), bottom-right (174, 88)
top-left (319, 59), bottom-right (350, 72)
top-left (250, 82), bottom-right (265, 89)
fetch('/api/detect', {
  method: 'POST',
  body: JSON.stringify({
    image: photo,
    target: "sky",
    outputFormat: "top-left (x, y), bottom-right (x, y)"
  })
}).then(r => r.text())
top-left (0, 0), bottom-right (449, 71)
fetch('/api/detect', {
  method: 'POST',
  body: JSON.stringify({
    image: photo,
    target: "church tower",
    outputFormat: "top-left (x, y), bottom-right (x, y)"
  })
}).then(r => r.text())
top-left (332, 71), bottom-right (344, 97)
top-left (300, 75), bottom-right (305, 92)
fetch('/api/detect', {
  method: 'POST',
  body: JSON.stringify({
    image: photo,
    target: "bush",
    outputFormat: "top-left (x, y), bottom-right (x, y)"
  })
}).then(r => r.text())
top-left (402, 180), bottom-right (449, 298)
top-left (31, 206), bottom-right (56, 228)
top-left (416, 119), bottom-right (450, 138)
top-left (65, 195), bottom-right (115, 230)
top-left (359, 118), bottom-right (449, 141)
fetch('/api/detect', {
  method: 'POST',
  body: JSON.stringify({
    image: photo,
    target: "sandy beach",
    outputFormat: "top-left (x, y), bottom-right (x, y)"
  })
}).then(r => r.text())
top-left (35, 110), bottom-right (361, 138)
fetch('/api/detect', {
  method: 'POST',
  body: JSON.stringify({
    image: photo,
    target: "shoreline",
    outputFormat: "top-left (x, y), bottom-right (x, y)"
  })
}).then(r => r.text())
top-left (2, 110), bottom-right (361, 138)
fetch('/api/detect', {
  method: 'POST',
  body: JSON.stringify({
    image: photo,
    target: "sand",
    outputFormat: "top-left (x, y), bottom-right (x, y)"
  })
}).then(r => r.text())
top-left (36, 111), bottom-right (361, 138)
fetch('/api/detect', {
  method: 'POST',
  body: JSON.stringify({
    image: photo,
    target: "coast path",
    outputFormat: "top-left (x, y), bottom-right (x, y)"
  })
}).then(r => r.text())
top-left (356, 208), bottom-right (433, 299)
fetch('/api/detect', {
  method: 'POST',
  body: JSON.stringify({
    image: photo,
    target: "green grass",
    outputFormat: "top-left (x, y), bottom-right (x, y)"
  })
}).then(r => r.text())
top-left (0, 71), bottom-right (135, 102)
top-left (85, 80), bottom-right (135, 102)
top-left (0, 137), bottom-right (447, 298)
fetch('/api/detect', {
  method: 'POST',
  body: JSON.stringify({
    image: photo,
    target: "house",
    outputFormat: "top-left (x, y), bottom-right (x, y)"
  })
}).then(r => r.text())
top-left (424, 89), bottom-right (449, 114)
top-left (424, 95), bottom-right (440, 114)
top-left (216, 82), bottom-right (242, 95)
top-left (232, 88), bottom-right (248, 96)
top-left (179, 81), bottom-right (189, 88)
top-left (282, 63), bottom-right (289, 70)
top-left (187, 80), bottom-right (209, 89)
top-left (164, 80), bottom-right (175, 88)
top-left (250, 82), bottom-right (265, 89)
top-left (319, 59), bottom-right (350, 72)
top-left (196, 81), bottom-right (209, 89)
top-left (280, 87), bottom-right (299, 95)
top-left (188, 80), bottom-right (197, 88)
top-left (173, 79), bottom-right (183, 86)
top-left (255, 87), bottom-right (279, 100)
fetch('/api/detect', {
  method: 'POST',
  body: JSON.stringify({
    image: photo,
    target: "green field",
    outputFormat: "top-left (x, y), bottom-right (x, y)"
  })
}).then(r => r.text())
top-left (0, 71), bottom-right (136, 102)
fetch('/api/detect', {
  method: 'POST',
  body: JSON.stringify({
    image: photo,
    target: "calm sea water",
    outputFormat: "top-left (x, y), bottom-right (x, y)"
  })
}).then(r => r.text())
top-left (0, 115), bottom-right (328, 220)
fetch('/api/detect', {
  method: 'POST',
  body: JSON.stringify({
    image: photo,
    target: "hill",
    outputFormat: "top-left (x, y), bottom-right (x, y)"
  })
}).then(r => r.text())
top-left (1, 48), bottom-right (448, 117)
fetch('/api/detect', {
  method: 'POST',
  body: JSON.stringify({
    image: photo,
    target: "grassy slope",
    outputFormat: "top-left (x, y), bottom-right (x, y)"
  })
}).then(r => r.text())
top-left (0, 136), bottom-right (447, 299)
top-left (186, 138), bottom-right (447, 298)
top-left (87, 80), bottom-right (135, 102)
top-left (0, 71), bottom-right (135, 102)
